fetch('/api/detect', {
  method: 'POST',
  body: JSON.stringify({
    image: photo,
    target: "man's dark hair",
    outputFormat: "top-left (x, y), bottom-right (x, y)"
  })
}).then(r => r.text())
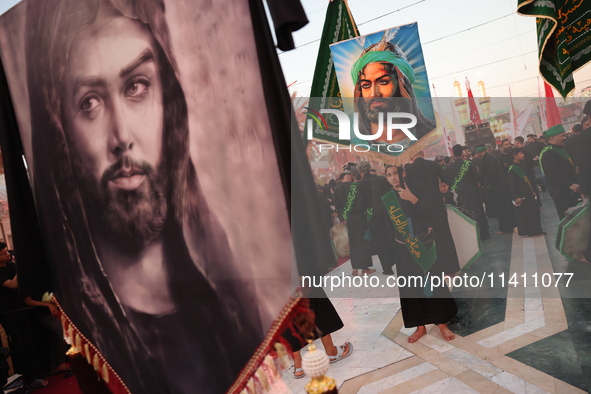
top-left (443, 156), bottom-right (451, 165)
top-left (583, 100), bottom-right (591, 116)
top-left (0, 242), bottom-right (6, 251)
top-left (510, 147), bottom-right (523, 158)
top-left (501, 138), bottom-right (510, 144)
top-left (527, 134), bottom-right (536, 139)
top-left (514, 136), bottom-right (524, 144)
top-left (573, 124), bottom-right (583, 133)
top-left (452, 144), bottom-right (463, 157)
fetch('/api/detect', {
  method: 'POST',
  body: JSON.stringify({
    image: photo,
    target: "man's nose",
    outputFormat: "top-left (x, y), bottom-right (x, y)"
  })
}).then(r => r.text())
top-left (108, 101), bottom-right (134, 156)
top-left (368, 83), bottom-right (381, 98)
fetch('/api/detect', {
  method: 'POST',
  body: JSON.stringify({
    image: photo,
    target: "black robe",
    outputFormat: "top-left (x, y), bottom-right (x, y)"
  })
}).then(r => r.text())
top-left (334, 181), bottom-right (373, 270)
top-left (446, 158), bottom-right (490, 240)
top-left (578, 127), bottom-right (591, 261)
top-left (480, 153), bottom-right (516, 232)
top-left (383, 183), bottom-right (457, 328)
top-left (540, 144), bottom-right (580, 220)
top-left (405, 157), bottom-right (460, 274)
top-left (358, 176), bottom-right (397, 273)
top-left (507, 163), bottom-right (543, 236)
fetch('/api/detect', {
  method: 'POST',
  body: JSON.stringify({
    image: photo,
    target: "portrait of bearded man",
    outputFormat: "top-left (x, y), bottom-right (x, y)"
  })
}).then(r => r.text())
top-left (351, 37), bottom-right (436, 152)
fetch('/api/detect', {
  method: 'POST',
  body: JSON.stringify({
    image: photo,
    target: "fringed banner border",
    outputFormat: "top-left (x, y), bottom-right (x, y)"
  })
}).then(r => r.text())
top-left (53, 297), bottom-right (131, 394)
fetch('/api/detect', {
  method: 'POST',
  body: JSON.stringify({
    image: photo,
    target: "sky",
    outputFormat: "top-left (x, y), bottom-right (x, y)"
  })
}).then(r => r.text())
top-left (278, 0), bottom-right (591, 100)
top-left (1, 0), bottom-right (590, 100)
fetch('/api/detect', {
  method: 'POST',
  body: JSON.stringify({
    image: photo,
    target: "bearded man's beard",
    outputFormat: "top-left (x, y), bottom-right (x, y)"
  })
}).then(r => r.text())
top-left (78, 156), bottom-right (167, 255)
top-left (364, 97), bottom-right (411, 124)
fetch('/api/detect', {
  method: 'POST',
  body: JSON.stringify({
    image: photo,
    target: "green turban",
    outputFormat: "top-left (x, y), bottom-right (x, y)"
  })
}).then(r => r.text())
top-left (351, 50), bottom-right (415, 86)
top-left (475, 146), bottom-right (487, 153)
top-left (543, 124), bottom-right (566, 138)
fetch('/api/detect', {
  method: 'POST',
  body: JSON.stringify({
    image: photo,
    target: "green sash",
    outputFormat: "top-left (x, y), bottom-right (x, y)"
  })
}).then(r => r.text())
top-left (342, 183), bottom-right (357, 221)
top-left (381, 190), bottom-right (437, 272)
top-left (509, 164), bottom-right (533, 192)
top-left (451, 160), bottom-right (471, 191)
top-left (539, 145), bottom-right (573, 174)
top-left (366, 207), bottom-right (373, 221)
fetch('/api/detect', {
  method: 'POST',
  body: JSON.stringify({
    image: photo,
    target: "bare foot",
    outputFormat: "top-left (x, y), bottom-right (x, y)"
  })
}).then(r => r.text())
top-left (352, 269), bottom-right (359, 276)
top-left (438, 324), bottom-right (456, 341)
top-left (362, 268), bottom-right (377, 275)
top-left (577, 255), bottom-right (590, 263)
top-left (408, 326), bottom-right (426, 343)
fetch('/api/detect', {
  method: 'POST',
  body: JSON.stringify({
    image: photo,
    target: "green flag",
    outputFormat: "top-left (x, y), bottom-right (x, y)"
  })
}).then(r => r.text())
top-left (517, 0), bottom-right (591, 97)
top-left (304, 0), bottom-right (359, 145)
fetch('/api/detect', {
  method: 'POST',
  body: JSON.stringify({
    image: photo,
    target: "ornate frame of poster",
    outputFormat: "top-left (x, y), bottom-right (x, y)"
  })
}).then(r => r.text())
top-left (0, 0), bottom-right (293, 392)
top-left (328, 22), bottom-right (438, 163)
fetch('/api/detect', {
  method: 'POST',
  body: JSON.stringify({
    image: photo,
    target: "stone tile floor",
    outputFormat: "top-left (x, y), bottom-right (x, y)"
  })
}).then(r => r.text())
top-left (271, 193), bottom-right (590, 393)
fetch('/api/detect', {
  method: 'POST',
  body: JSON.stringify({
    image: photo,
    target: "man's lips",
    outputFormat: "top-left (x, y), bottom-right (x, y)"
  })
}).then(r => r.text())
top-left (108, 169), bottom-right (146, 191)
top-left (368, 99), bottom-right (388, 109)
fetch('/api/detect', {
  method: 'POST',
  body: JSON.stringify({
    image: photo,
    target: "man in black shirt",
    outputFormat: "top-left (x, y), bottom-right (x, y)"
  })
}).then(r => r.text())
top-left (473, 144), bottom-right (516, 234)
top-left (0, 243), bottom-right (40, 385)
top-left (446, 145), bottom-right (490, 240)
top-left (577, 101), bottom-right (591, 262)
top-left (540, 124), bottom-right (580, 219)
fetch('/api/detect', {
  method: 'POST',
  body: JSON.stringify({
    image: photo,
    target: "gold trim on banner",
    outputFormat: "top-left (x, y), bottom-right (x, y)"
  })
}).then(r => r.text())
top-left (52, 296), bottom-right (132, 394)
top-left (227, 295), bottom-right (304, 393)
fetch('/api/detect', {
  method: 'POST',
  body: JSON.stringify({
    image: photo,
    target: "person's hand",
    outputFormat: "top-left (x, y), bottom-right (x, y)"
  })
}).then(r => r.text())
top-left (514, 198), bottom-right (522, 207)
top-left (570, 183), bottom-right (580, 192)
top-left (396, 187), bottom-right (418, 204)
top-left (48, 304), bottom-right (60, 317)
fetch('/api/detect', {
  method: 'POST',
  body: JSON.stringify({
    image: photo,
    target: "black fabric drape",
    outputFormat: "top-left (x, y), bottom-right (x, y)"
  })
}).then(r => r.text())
top-left (249, 0), bottom-right (335, 278)
top-left (0, 58), bottom-right (53, 296)
top-left (266, 0), bottom-right (308, 51)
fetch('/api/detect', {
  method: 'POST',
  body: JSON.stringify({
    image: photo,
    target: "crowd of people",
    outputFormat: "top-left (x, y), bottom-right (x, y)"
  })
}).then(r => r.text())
top-left (303, 100), bottom-right (591, 364)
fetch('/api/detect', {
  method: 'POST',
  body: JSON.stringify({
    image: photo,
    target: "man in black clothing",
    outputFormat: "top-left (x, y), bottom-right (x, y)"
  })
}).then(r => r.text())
top-left (507, 148), bottom-right (544, 237)
top-left (446, 145), bottom-right (490, 240)
top-left (405, 151), bottom-right (460, 275)
top-left (498, 138), bottom-right (514, 174)
top-left (577, 101), bottom-right (591, 262)
top-left (564, 124), bottom-right (583, 169)
top-left (539, 124), bottom-right (580, 220)
top-left (473, 144), bottom-right (516, 234)
top-left (514, 137), bottom-right (536, 181)
top-left (525, 134), bottom-right (546, 161)
top-left (334, 171), bottom-right (375, 276)
top-left (0, 243), bottom-right (38, 384)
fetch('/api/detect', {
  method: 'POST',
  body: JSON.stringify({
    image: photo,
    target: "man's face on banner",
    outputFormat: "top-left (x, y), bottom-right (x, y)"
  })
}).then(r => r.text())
top-left (358, 62), bottom-right (409, 123)
top-left (62, 15), bottom-right (167, 249)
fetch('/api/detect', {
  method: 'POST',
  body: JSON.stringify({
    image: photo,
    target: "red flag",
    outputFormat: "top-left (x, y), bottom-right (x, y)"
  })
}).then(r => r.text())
top-left (544, 82), bottom-right (561, 128)
top-left (466, 78), bottom-right (482, 125)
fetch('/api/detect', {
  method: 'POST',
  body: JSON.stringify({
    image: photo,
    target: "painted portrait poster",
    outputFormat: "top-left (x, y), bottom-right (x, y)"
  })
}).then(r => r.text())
top-left (0, 0), bottom-right (292, 392)
top-left (329, 23), bottom-right (437, 161)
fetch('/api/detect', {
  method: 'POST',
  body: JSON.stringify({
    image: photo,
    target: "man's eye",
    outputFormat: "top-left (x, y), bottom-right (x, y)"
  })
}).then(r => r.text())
top-left (379, 79), bottom-right (391, 85)
top-left (125, 78), bottom-right (151, 100)
top-left (80, 96), bottom-right (102, 112)
top-left (361, 83), bottom-right (370, 89)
